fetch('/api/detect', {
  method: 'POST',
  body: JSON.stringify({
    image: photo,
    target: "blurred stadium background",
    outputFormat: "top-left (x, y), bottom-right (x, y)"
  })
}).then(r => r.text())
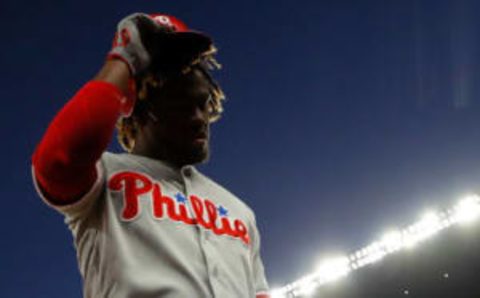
top-left (271, 195), bottom-right (480, 298)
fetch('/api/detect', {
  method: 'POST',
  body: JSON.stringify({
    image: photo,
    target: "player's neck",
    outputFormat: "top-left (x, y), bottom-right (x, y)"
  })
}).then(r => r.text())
top-left (131, 143), bottom-right (183, 169)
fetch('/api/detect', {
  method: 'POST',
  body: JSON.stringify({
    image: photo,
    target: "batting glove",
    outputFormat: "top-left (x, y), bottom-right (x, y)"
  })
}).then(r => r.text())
top-left (108, 13), bottom-right (170, 76)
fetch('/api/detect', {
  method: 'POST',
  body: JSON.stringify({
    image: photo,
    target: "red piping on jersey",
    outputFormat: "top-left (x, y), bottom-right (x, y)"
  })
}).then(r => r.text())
top-left (32, 81), bottom-right (132, 203)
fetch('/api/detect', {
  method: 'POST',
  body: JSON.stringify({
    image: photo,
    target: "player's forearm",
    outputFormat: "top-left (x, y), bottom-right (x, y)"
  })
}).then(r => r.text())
top-left (94, 59), bottom-right (132, 94)
top-left (32, 60), bottom-right (134, 202)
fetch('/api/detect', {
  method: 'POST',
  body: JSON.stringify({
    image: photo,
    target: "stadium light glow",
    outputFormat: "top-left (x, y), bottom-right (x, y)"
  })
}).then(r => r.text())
top-left (380, 230), bottom-right (403, 253)
top-left (270, 194), bottom-right (480, 297)
top-left (297, 279), bottom-right (317, 297)
top-left (452, 195), bottom-right (480, 224)
top-left (315, 256), bottom-right (351, 283)
top-left (270, 288), bottom-right (285, 298)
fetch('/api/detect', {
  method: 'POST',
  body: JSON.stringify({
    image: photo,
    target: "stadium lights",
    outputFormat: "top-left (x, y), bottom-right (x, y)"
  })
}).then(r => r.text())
top-left (316, 256), bottom-right (351, 283)
top-left (452, 195), bottom-right (480, 224)
top-left (270, 194), bottom-right (480, 297)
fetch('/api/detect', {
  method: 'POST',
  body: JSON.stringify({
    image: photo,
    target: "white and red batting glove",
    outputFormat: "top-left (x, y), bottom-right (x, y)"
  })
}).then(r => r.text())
top-left (108, 13), bottom-right (168, 76)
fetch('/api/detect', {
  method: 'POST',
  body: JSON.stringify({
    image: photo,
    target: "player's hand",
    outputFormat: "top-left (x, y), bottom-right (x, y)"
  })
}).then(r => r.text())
top-left (108, 13), bottom-right (171, 76)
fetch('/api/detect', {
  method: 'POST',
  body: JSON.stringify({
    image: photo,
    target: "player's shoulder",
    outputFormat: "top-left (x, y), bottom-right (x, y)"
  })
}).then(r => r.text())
top-left (100, 151), bottom-right (133, 173)
top-left (101, 152), bottom-right (172, 175)
top-left (101, 151), bottom-right (128, 163)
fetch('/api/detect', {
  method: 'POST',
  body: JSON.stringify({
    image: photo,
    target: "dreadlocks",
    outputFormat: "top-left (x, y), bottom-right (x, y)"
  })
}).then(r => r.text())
top-left (116, 45), bottom-right (225, 152)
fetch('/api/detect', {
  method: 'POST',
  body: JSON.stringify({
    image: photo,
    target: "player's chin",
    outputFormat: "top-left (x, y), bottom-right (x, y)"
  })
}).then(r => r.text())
top-left (183, 141), bottom-right (210, 165)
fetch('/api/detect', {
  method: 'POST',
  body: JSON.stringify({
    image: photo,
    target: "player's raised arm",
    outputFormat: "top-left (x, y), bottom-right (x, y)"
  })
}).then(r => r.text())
top-left (31, 13), bottom-right (167, 205)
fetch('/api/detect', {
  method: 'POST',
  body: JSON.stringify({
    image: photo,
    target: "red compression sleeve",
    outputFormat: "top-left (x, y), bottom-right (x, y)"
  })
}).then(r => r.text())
top-left (32, 81), bottom-right (132, 204)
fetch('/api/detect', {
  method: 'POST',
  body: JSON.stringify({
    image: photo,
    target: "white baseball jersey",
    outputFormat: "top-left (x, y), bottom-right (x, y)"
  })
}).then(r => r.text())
top-left (33, 152), bottom-right (269, 297)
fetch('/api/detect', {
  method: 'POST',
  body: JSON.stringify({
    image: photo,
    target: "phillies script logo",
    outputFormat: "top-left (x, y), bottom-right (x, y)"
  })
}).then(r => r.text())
top-left (108, 171), bottom-right (250, 245)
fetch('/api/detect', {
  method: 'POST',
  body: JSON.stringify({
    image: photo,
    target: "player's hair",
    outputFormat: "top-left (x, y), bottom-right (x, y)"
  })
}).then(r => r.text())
top-left (116, 46), bottom-right (225, 152)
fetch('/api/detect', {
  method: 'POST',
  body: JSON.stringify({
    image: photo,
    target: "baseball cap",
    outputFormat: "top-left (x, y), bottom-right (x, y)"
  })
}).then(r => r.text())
top-left (149, 14), bottom-right (213, 52)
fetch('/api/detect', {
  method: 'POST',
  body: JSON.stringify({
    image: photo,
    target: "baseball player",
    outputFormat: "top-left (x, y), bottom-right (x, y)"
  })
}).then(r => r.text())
top-left (31, 13), bottom-right (270, 298)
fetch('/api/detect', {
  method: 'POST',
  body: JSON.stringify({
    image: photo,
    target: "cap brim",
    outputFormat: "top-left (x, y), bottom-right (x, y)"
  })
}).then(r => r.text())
top-left (149, 31), bottom-right (215, 75)
top-left (168, 31), bottom-right (213, 55)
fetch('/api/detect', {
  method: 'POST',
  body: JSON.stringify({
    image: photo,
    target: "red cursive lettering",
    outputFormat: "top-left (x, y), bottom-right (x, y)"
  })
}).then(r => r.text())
top-left (108, 171), bottom-right (250, 244)
top-left (108, 171), bottom-right (153, 220)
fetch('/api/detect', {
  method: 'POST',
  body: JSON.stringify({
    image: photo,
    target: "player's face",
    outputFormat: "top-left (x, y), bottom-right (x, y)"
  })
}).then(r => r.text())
top-left (140, 68), bottom-right (213, 166)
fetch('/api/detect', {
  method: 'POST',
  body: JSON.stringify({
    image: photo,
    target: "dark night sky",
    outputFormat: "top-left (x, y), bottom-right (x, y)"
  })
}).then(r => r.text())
top-left (2, 0), bottom-right (480, 297)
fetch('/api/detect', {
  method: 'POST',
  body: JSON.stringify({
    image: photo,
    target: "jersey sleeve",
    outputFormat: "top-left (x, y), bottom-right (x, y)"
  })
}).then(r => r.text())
top-left (31, 159), bottom-right (106, 220)
top-left (31, 80), bottom-right (131, 219)
top-left (251, 215), bottom-right (270, 298)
